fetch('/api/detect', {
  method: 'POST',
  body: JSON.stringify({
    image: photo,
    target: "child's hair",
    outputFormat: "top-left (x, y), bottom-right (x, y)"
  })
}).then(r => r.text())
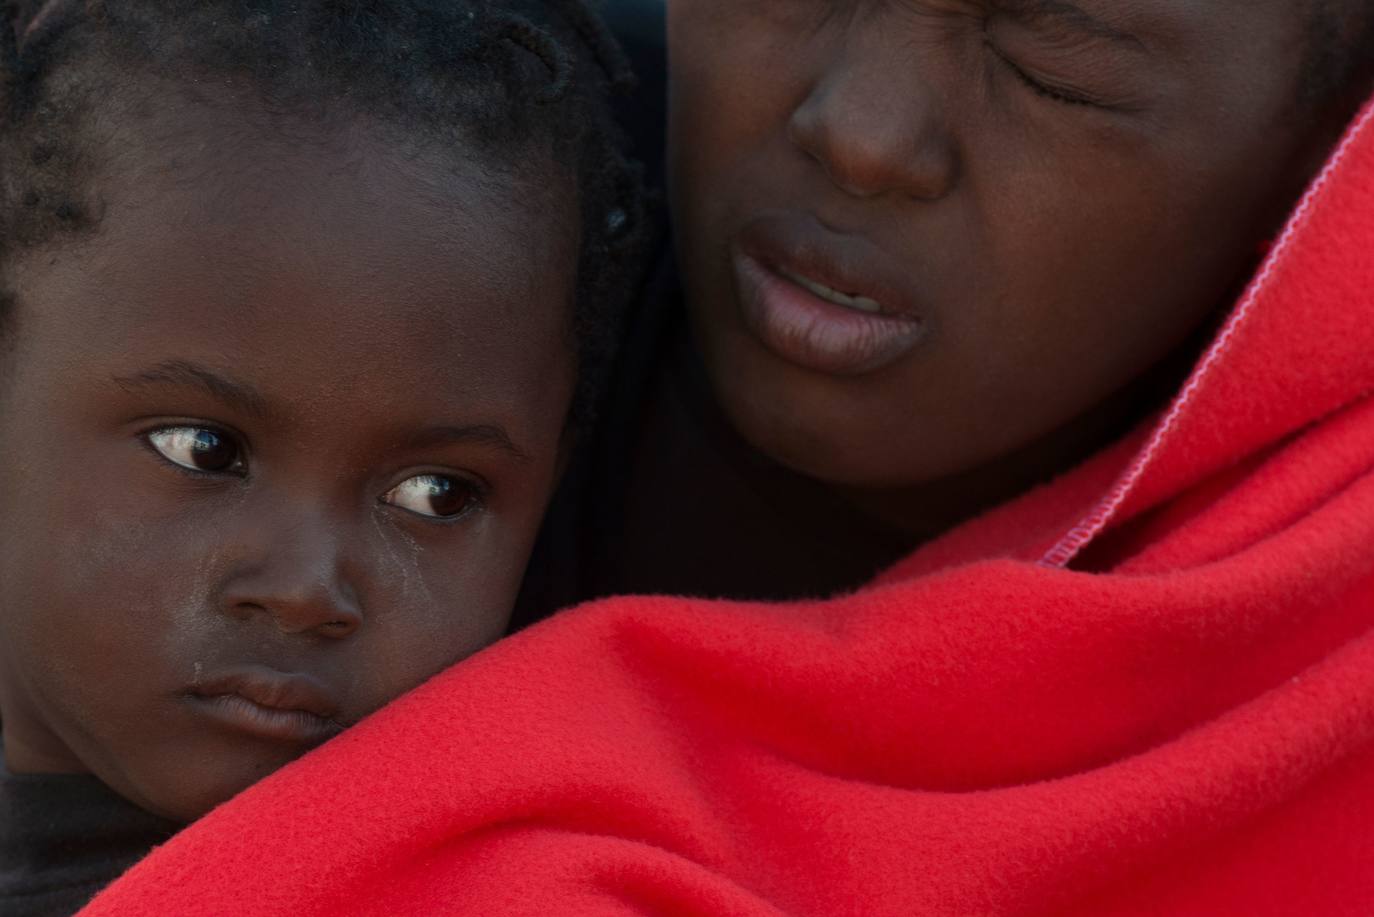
top-left (0, 0), bottom-right (647, 419)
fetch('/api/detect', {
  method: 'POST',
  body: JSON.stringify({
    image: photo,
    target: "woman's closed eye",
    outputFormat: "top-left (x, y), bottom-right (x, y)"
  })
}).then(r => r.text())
top-left (146, 426), bottom-right (246, 475)
top-left (988, 40), bottom-right (1102, 107)
top-left (382, 474), bottom-right (482, 521)
top-left (983, 12), bottom-right (1147, 113)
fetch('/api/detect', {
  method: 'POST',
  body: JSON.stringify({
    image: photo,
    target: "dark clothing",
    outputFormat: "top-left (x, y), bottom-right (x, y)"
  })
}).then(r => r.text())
top-left (1, 748), bottom-right (178, 917)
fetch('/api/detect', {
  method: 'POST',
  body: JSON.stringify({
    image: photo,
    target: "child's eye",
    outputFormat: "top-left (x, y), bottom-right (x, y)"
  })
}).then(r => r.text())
top-left (146, 426), bottom-right (246, 475)
top-left (382, 474), bottom-right (480, 521)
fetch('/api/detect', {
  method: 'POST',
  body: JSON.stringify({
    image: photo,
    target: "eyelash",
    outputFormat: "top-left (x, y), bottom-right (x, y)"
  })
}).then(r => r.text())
top-left (142, 424), bottom-right (250, 480)
top-left (141, 424), bottom-right (489, 523)
top-left (985, 40), bottom-right (1098, 108)
top-left (381, 472), bottom-right (490, 525)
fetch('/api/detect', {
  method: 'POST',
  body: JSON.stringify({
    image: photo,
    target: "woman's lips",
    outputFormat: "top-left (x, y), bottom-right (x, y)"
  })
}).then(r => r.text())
top-left (185, 666), bottom-right (345, 745)
top-left (730, 217), bottom-right (926, 376)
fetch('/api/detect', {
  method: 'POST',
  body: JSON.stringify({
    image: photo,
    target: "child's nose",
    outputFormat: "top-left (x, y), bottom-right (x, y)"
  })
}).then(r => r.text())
top-left (787, 36), bottom-right (960, 202)
top-left (218, 515), bottom-right (364, 640)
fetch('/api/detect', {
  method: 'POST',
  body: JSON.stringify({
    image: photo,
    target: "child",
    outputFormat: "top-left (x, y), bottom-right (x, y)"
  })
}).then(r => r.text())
top-left (79, 2), bottom-right (1374, 916)
top-left (0, 1), bottom-right (642, 914)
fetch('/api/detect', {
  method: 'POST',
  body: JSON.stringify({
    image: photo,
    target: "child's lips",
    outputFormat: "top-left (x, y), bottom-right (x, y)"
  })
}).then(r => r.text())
top-left (731, 214), bottom-right (927, 376)
top-left (185, 665), bottom-right (346, 745)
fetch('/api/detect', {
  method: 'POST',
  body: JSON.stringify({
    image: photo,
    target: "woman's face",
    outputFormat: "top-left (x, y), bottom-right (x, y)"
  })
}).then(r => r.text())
top-left (669, 0), bottom-right (1338, 489)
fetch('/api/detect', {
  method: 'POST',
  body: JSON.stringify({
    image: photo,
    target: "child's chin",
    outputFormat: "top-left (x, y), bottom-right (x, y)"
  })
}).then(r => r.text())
top-left (115, 746), bottom-right (306, 824)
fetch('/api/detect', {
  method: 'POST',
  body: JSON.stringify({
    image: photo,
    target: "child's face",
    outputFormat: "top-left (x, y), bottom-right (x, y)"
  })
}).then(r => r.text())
top-left (0, 108), bottom-right (579, 820)
top-left (669, 1), bottom-right (1341, 490)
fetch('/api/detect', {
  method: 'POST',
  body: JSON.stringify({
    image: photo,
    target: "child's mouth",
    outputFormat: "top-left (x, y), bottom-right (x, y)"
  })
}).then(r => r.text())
top-left (185, 666), bottom-right (346, 745)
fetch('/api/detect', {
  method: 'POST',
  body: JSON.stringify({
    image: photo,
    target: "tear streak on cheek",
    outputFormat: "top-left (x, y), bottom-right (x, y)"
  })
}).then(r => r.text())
top-left (371, 512), bottom-right (433, 609)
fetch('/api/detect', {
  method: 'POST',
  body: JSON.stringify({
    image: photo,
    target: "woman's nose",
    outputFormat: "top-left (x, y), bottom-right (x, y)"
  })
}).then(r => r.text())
top-left (218, 513), bottom-right (364, 640)
top-left (787, 41), bottom-right (960, 202)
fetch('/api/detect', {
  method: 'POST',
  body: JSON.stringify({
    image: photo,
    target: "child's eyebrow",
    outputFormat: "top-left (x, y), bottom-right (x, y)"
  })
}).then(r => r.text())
top-left (112, 360), bottom-right (272, 419)
top-left (112, 362), bottom-right (531, 461)
top-left (996, 0), bottom-right (1146, 51)
top-left (399, 425), bottom-right (532, 463)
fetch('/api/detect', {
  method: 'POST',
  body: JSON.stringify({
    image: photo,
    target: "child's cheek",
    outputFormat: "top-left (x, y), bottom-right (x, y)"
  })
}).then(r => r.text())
top-left (370, 510), bottom-right (436, 611)
top-left (353, 512), bottom-right (523, 714)
top-left (7, 472), bottom-right (229, 738)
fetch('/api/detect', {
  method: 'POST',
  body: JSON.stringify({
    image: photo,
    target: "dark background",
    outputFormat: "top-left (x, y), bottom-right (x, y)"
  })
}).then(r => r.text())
top-left (604, 0), bottom-right (667, 192)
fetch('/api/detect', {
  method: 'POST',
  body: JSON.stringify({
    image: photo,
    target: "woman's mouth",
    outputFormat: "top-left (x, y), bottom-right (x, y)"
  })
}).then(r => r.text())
top-left (184, 666), bottom-right (345, 745)
top-left (731, 216), bottom-right (926, 376)
top-left (776, 266), bottom-right (885, 314)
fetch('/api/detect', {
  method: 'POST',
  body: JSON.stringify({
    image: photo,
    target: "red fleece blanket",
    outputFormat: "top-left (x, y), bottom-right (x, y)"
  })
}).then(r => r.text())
top-left (83, 98), bottom-right (1374, 916)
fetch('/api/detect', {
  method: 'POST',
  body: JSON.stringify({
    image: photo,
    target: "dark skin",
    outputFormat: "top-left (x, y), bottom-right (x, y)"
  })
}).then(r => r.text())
top-left (0, 99), bottom-right (579, 822)
top-left (667, 0), bottom-right (1355, 537)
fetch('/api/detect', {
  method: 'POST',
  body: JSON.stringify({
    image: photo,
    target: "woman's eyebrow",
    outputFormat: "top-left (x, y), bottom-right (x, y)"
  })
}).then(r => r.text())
top-left (997, 0), bottom-right (1146, 50)
top-left (113, 359), bottom-right (272, 418)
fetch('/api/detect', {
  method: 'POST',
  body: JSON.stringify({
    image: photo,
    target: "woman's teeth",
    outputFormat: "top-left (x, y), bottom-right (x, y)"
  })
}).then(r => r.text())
top-left (779, 267), bottom-right (884, 314)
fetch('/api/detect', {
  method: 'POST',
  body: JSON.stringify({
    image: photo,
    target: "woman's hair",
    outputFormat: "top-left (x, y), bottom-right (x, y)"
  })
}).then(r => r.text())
top-left (0, 0), bottom-right (648, 419)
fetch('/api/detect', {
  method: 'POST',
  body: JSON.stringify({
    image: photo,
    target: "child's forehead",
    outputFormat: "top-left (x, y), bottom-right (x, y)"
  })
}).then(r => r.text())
top-left (11, 105), bottom-right (580, 405)
top-left (102, 99), bottom-right (578, 282)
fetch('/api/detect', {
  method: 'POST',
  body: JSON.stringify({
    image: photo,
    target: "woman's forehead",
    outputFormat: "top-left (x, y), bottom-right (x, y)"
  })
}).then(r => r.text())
top-left (667, 0), bottom-right (1304, 46)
